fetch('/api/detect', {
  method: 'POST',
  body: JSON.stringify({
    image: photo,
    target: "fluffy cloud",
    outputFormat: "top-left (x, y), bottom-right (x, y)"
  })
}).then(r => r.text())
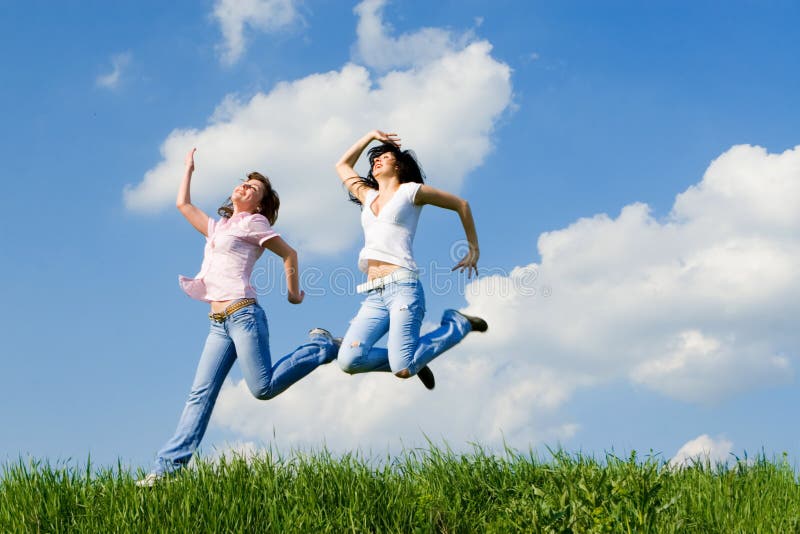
top-left (669, 434), bottom-right (734, 467)
top-left (213, 0), bottom-right (302, 65)
top-left (353, 0), bottom-right (473, 71)
top-left (210, 144), bottom-right (799, 453)
top-left (211, 360), bottom-right (580, 454)
top-left (460, 144), bottom-right (798, 405)
top-left (630, 331), bottom-right (790, 403)
top-left (206, 440), bottom-right (261, 463)
top-left (96, 52), bottom-right (131, 90)
top-left (125, 3), bottom-right (511, 256)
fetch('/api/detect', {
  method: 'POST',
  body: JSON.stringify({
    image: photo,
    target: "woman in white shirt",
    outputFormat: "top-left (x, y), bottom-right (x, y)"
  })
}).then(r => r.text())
top-left (334, 130), bottom-right (488, 390)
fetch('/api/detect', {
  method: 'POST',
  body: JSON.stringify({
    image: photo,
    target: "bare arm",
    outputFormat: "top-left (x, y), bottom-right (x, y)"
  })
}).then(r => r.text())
top-left (176, 148), bottom-right (210, 236)
top-left (263, 236), bottom-right (305, 304)
top-left (415, 184), bottom-right (480, 278)
top-left (335, 130), bottom-right (400, 203)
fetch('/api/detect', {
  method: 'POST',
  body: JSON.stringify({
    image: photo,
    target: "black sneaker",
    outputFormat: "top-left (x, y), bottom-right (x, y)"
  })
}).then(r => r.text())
top-left (456, 312), bottom-right (488, 332)
top-left (417, 366), bottom-right (435, 390)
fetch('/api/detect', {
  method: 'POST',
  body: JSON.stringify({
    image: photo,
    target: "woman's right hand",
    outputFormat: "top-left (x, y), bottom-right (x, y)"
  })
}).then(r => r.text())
top-left (185, 148), bottom-right (196, 171)
top-left (369, 130), bottom-right (401, 147)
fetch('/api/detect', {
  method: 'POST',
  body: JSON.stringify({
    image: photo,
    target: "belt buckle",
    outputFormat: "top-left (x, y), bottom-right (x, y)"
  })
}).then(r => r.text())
top-left (374, 276), bottom-right (389, 292)
top-left (210, 312), bottom-right (227, 323)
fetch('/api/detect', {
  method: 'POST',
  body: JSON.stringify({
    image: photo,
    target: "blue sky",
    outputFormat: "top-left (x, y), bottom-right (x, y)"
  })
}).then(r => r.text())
top-left (1, 0), bottom-right (798, 469)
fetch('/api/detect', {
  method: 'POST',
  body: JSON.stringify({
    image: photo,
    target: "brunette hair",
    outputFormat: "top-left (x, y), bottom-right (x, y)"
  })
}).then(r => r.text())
top-left (348, 143), bottom-right (425, 205)
top-left (218, 172), bottom-right (280, 225)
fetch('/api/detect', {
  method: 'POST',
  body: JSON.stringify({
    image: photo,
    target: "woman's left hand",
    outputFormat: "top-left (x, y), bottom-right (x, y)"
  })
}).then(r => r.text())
top-left (452, 246), bottom-right (480, 278)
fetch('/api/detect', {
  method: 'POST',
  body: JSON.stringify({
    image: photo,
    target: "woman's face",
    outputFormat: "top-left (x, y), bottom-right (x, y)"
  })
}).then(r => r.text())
top-left (232, 179), bottom-right (265, 212)
top-left (372, 151), bottom-right (398, 177)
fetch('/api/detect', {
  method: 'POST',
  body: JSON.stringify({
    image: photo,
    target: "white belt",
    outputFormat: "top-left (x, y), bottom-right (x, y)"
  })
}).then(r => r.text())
top-left (356, 269), bottom-right (418, 294)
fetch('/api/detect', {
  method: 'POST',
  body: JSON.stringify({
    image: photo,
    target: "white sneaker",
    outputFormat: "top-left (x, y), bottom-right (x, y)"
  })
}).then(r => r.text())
top-left (309, 328), bottom-right (342, 347)
top-left (135, 472), bottom-right (163, 488)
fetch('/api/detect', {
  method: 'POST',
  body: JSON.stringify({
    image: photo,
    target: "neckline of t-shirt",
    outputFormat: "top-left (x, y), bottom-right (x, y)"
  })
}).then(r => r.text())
top-left (368, 183), bottom-right (406, 218)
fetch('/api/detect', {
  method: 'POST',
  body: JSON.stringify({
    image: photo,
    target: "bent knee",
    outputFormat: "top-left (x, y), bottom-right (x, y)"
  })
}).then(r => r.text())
top-left (337, 340), bottom-right (366, 374)
top-left (338, 354), bottom-right (362, 374)
top-left (394, 368), bottom-right (411, 379)
top-left (249, 384), bottom-right (277, 400)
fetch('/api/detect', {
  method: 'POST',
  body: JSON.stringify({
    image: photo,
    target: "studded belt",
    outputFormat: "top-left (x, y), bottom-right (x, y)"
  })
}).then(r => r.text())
top-left (209, 298), bottom-right (257, 323)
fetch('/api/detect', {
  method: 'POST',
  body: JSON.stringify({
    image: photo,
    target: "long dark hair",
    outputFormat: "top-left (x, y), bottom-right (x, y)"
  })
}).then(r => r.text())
top-left (218, 172), bottom-right (280, 225)
top-left (348, 143), bottom-right (425, 205)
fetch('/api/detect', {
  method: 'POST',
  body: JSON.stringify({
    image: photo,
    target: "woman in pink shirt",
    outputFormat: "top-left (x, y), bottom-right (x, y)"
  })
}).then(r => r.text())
top-left (137, 149), bottom-right (339, 486)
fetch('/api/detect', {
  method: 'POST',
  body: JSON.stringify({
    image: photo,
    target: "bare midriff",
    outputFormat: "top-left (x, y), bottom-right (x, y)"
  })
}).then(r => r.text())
top-left (210, 260), bottom-right (401, 311)
top-left (210, 299), bottom-right (238, 313)
top-left (366, 259), bottom-right (403, 281)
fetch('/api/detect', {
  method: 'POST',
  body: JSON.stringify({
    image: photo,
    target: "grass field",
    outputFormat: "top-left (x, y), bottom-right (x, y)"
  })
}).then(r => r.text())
top-left (2, 446), bottom-right (799, 532)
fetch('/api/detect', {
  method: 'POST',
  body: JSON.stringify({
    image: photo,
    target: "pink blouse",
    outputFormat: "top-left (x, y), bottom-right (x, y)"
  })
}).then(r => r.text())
top-left (179, 212), bottom-right (280, 302)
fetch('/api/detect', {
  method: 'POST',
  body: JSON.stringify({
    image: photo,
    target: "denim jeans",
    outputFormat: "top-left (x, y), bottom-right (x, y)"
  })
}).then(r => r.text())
top-left (153, 303), bottom-right (337, 475)
top-left (337, 279), bottom-right (472, 376)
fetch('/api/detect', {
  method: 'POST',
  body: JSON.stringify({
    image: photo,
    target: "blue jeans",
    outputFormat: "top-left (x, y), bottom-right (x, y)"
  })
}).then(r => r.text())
top-left (153, 303), bottom-right (337, 475)
top-left (338, 279), bottom-right (472, 376)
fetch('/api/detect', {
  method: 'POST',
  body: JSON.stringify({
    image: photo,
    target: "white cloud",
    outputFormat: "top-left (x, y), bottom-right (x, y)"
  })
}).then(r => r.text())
top-left (96, 52), bottom-right (131, 89)
top-left (210, 144), bottom-right (797, 452)
top-left (213, 0), bottom-right (302, 65)
top-left (125, 4), bottom-right (512, 256)
top-left (630, 331), bottom-right (790, 403)
top-left (205, 440), bottom-right (262, 463)
top-left (459, 144), bottom-right (799, 406)
top-left (669, 434), bottom-right (733, 468)
top-left (353, 0), bottom-right (473, 71)
top-left (211, 358), bottom-right (580, 454)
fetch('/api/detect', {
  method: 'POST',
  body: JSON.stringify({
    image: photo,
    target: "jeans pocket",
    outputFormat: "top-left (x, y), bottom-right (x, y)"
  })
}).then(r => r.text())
top-left (229, 306), bottom-right (258, 329)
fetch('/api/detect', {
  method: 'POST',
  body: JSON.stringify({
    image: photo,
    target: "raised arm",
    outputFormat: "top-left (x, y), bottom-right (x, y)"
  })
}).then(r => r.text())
top-left (176, 148), bottom-right (210, 236)
top-left (414, 185), bottom-right (480, 278)
top-left (335, 130), bottom-right (400, 203)
top-left (263, 236), bottom-right (305, 304)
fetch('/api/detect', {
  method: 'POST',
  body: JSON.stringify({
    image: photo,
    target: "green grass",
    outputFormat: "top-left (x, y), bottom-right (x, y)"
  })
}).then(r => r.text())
top-left (2, 447), bottom-right (800, 533)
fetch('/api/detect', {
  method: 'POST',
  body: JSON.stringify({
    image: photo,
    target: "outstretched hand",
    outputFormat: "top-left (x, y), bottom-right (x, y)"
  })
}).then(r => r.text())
top-left (452, 247), bottom-right (480, 279)
top-left (370, 130), bottom-right (401, 148)
top-left (185, 148), bottom-right (196, 171)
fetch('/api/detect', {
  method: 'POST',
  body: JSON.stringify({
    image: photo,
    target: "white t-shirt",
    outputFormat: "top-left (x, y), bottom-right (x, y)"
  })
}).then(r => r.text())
top-left (358, 182), bottom-right (423, 273)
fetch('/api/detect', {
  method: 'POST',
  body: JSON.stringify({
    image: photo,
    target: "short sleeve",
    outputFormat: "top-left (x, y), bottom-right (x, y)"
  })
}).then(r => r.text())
top-left (404, 182), bottom-right (422, 204)
top-left (243, 213), bottom-right (280, 246)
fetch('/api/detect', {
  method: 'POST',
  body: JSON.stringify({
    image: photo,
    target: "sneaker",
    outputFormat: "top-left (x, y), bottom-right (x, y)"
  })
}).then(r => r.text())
top-left (417, 366), bottom-right (435, 390)
top-left (135, 472), bottom-right (164, 488)
top-left (456, 312), bottom-right (488, 332)
top-left (309, 328), bottom-right (343, 347)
